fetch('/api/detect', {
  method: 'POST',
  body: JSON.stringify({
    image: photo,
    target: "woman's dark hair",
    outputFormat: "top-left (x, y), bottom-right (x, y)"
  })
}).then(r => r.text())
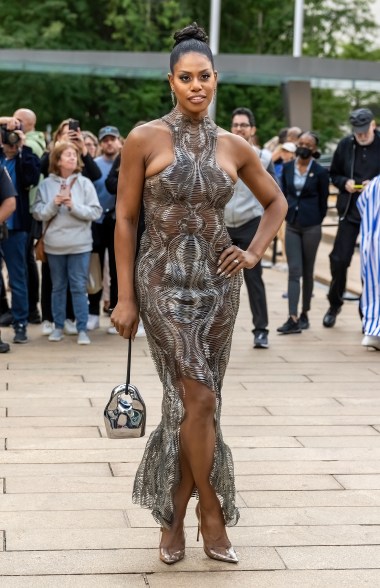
top-left (170, 22), bottom-right (214, 73)
top-left (300, 131), bottom-right (320, 146)
top-left (299, 131), bottom-right (321, 158)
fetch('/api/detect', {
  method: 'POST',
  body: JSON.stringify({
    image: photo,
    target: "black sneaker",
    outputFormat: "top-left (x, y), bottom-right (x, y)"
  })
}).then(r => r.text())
top-left (299, 312), bottom-right (310, 330)
top-left (28, 309), bottom-right (42, 324)
top-left (0, 337), bottom-right (10, 353)
top-left (13, 324), bottom-right (28, 344)
top-left (254, 331), bottom-right (269, 349)
top-left (277, 317), bottom-right (302, 334)
top-left (0, 310), bottom-right (13, 327)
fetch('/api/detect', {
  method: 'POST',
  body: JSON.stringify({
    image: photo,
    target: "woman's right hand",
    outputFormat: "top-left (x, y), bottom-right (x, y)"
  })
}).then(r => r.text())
top-left (111, 300), bottom-right (139, 339)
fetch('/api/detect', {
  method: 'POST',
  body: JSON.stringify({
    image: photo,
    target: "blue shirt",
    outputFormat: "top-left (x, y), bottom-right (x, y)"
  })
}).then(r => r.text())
top-left (0, 155), bottom-right (17, 229)
top-left (293, 158), bottom-right (313, 196)
top-left (93, 156), bottom-right (116, 223)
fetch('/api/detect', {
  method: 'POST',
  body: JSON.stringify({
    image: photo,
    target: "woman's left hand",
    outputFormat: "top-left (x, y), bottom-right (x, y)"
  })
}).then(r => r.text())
top-left (217, 246), bottom-right (260, 277)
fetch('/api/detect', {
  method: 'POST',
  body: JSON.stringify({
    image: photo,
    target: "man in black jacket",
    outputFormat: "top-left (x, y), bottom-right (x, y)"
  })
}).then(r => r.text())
top-left (323, 108), bottom-right (380, 328)
top-left (0, 165), bottom-right (16, 352)
top-left (0, 123), bottom-right (40, 342)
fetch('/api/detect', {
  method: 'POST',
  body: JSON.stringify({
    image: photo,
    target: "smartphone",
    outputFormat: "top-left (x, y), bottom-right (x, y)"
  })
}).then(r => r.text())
top-left (60, 182), bottom-right (70, 197)
top-left (68, 119), bottom-right (80, 132)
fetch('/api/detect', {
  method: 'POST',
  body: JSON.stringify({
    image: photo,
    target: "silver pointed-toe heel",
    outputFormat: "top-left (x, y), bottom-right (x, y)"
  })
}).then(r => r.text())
top-left (159, 527), bottom-right (185, 565)
top-left (195, 502), bottom-right (239, 564)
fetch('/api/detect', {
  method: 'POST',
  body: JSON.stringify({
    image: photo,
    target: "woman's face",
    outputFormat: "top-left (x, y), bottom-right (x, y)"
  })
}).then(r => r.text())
top-left (57, 124), bottom-right (70, 142)
top-left (58, 147), bottom-right (78, 174)
top-left (84, 138), bottom-right (97, 158)
top-left (169, 52), bottom-right (217, 117)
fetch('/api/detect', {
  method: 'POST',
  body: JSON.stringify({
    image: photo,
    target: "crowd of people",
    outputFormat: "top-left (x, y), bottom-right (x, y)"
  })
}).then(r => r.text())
top-left (0, 101), bottom-right (379, 353)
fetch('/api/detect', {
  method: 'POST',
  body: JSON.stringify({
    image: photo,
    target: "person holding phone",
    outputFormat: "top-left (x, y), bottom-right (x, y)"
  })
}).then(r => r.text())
top-left (323, 108), bottom-right (380, 328)
top-left (32, 142), bottom-right (102, 344)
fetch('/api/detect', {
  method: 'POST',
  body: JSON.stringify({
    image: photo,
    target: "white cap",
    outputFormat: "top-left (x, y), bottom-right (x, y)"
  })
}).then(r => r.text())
top-left (281, 142), bottom-right (297, 153)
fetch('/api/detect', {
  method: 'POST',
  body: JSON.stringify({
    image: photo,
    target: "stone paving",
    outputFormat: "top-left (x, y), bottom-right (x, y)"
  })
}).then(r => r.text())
top-left (0, 255), bottom-right (380, 587)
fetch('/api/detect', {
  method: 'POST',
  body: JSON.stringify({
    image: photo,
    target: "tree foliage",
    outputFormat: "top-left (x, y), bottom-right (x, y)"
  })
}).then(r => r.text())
top-left (0, 0), bottom-right (378, 147)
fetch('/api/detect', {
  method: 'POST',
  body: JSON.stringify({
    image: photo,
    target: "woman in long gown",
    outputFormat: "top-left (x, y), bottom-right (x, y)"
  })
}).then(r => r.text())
top-left (111, 23), bottom-right (287, 564)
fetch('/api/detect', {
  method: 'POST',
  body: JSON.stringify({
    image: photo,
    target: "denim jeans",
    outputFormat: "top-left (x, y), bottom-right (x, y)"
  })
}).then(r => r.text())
top-left (47, 252), bottom-right (91, 332)
top-left (1, 230), bottom-right (29, 327)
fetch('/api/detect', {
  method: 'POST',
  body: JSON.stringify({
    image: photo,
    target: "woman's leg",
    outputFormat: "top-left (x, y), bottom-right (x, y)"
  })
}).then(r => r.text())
top-left (285, 224), bottom-right (303, 318)
top-left (301, 225), bottom-right (322, 313)
top-left (47, 254), bottom-right (68, 329)
top-left (162, 377), bottom-right (231, 551)
top-left (67, 252), bottom-right (91, 332)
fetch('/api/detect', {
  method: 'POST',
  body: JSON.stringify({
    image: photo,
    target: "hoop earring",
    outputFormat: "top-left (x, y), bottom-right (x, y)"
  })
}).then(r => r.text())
top-left (171, 90), bottom-right (176, 107)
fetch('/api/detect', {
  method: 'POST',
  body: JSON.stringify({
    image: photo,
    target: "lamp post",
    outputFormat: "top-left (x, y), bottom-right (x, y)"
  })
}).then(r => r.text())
top-left (209, 0), bottom-right (221, 119)
top-left (293, 0), bottom-right (304, 57)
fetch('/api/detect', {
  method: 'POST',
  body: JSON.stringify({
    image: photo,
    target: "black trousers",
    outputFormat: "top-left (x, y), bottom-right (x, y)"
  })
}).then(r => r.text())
top-left (27, 232), bottom-right (39, 314)
top-left (88, 216), bottom-right (117, 315)
top-left (227, 216), bottom-right (268, 334)
top-left (328, 217), bottom-right (360, 309)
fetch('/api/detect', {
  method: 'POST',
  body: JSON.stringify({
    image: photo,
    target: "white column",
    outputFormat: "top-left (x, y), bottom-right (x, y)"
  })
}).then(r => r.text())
top-left (293, 0), bottom-right (304, 57)
top-left (209, 0), bottom-right (221, 120)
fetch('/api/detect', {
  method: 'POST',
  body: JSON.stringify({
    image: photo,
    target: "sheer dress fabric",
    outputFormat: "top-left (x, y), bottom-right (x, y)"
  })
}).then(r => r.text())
top-left (133, 108), bottom-right (242, 528)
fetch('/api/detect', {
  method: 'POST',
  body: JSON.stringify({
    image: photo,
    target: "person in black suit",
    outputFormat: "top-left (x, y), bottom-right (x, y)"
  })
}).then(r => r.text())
top-left (277, 132), bottom-right (329, 334)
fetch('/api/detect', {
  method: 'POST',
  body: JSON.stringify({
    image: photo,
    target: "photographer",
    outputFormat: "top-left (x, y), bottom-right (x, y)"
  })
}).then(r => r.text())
top-left (0, 118), bottom-right (40, 343)
top-left (0, 165), bottom-right (16, 352)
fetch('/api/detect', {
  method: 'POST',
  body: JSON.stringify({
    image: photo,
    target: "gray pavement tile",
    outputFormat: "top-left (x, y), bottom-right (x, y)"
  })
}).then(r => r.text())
top-left (147, 570), bottom-right (380, 588)
top-left (6, 476), bottom-right (132, 494)
top-left (0, 449), bottom-right (143, 464)
top-left (0, 510), bottom-right (126, 529)
top-left (297, 436), bottom-right (380, 447)
top-left (1, 576), bottom-right (146, 588)
top-left (0, 427), bottom-right (100, 438)
top-left (233, 460), bottom-right (380, 475)
top-left (277, 545), bottom-right (380, 569)
top-left (335, 475), bottom-right (380, 489)
top-left (223, 425), bottom-right (379, 436)
top-left (0, 463), bottom-right (111, 476)
top-left (0, 547), bottom-right (284, 574)
top-left (235, 474), bottom-right (341, 491)
top-left (241, 489), bottom-right (380, 507)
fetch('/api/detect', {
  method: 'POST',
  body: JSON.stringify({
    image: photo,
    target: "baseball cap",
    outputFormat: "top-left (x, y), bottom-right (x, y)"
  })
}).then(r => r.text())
top-left (349, 108), bottom-right (374, 133)
top-left (281, 142), bottom-right (297, 153)
top-left (98, 126), bottom-right (120, 141)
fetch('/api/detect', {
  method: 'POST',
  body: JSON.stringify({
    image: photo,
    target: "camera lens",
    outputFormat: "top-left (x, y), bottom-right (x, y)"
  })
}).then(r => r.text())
top-left (7, 131), bottom-right (20, 145)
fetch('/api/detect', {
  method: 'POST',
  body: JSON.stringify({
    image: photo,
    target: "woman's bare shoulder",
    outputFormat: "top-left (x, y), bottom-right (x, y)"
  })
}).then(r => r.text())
top-left (217, 128), bottom-right (256, 159)
top-left (127, 119), bottom-right (169, 143)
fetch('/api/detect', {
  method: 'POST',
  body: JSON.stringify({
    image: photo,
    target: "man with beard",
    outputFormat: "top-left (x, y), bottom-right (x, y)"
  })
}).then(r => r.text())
top-left (323, 108), bottom-right (380, 328)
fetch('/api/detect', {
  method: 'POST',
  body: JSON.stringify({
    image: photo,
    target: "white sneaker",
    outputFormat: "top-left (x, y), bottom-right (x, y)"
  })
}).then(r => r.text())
top-left (42, 320), bottom-right (54, 336)
top-left (136, 321), bottom-right (146, 337)
top-left (87, 314), bottom-right (100, 331)
top-left (361, 335), bottom-right (380, 350)
top-left (107, 325), bottom-right (118, 335)
top-left (77, 331), bottom-right (91, 345)
top-left (48, 328), bottom-right (64, 342)
top-left (64, 319), bottom-right (78, 335)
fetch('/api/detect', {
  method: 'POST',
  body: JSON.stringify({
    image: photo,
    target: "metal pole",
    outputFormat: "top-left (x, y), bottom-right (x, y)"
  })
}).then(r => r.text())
top-left (209, 0), bottom-right (221, 120)
top-left (293, 0), bottom-right (304, 57)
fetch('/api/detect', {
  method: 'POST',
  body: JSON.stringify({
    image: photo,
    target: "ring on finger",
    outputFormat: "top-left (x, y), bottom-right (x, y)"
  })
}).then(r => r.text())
top-left (233, 259), bottom-right (239, 264)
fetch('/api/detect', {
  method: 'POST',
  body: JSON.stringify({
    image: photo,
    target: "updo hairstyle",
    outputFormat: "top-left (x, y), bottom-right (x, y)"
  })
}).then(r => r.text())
top-left (170, 22), bottom-right (214, 73)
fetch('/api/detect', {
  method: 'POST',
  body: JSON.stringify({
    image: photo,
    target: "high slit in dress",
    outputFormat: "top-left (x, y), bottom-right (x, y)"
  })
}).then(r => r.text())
top-left (132, 108), bottom-right (242, 528)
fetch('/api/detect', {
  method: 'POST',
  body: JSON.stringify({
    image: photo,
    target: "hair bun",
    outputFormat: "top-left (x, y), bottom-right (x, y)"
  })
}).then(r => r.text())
top-left (173, 22), bottom-right (208, 47)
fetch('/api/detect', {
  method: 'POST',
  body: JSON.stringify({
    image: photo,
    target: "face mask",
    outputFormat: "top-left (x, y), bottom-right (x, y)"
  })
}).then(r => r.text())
top-left (296, 146), bottom-right (313, 159)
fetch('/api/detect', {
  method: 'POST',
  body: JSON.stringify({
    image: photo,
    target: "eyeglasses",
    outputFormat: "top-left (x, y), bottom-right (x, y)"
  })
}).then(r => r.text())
top-left (231, 123), bottom-right (251, 129)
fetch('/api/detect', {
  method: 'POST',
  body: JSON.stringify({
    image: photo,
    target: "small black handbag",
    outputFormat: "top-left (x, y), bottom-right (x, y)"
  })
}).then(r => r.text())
top-left (104, 338), bottom-right (146, 438)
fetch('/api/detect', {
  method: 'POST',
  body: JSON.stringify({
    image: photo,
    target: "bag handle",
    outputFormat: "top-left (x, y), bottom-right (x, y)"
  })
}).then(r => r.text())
top-left (126, 337), bottom-right (132, 390)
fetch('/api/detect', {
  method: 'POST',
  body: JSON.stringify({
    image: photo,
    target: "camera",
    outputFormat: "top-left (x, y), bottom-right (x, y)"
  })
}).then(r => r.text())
top-left (0, 123), bottom-right (22, 146)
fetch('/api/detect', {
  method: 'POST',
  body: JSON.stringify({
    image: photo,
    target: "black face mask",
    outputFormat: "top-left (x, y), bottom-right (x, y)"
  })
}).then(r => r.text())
top-left (296, 146), bottom-right (313, 159)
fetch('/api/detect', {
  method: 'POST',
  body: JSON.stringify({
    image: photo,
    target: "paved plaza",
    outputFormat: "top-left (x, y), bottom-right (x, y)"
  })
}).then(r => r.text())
top-left (1, 252), bottom-right (380, 587)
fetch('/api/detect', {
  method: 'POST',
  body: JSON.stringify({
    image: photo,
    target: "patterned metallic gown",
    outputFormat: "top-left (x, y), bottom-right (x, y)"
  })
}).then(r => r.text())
top-left (133, 108), bottom-right (242, 528)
